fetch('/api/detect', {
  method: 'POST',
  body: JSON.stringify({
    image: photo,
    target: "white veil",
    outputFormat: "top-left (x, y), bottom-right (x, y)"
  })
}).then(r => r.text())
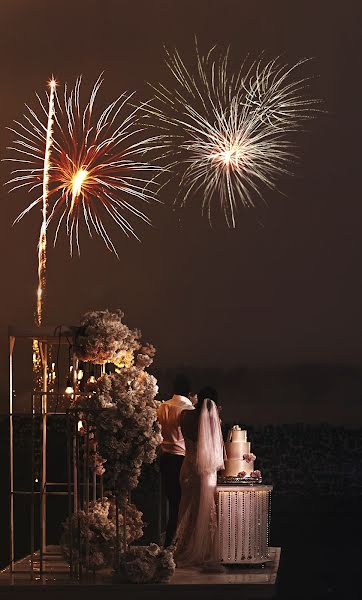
top-left (186, 398), bottom-right (224, 564)
top-left (175, 398), bottom-right (225, 566)
top-left (195, 398), bottom-right (224, 475)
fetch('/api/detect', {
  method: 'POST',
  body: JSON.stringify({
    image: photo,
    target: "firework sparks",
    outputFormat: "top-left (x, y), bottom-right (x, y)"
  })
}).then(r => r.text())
top-left (6, 74), bottom-right (163, 258)
top-left (149, 43), bottom-right (320, 226)
top-left (36, 77), bottom-right (56, 325)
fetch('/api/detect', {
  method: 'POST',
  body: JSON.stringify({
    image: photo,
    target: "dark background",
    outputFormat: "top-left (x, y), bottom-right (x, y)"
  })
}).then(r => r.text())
top-left (0, 1), bottom-right (361, 598)
top-left (0, 0), bottom-right (361, 422)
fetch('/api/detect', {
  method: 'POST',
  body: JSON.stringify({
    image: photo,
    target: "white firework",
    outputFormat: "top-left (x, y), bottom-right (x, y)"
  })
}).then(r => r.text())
top-left (149, 43), bottom-right (320, 226)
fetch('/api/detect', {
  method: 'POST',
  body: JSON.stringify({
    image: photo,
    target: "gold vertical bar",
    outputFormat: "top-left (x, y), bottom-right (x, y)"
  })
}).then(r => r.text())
top-left (40, 341), bottom-right (48, 562)
top-left (9, 334), bottom-right (15, 572)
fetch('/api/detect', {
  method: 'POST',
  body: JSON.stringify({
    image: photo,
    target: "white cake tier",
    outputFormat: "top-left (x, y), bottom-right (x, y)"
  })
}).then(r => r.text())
top-left (223, 458), bottom-right (254, 477)
top-left (229, 429), bottom-right (247, 442)
top-left (225, 441), bottom-right (250, 459)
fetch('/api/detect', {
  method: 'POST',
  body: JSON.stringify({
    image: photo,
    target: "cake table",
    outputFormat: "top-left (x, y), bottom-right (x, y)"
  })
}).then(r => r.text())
top-left (217, 484), bottom-right (272, 565)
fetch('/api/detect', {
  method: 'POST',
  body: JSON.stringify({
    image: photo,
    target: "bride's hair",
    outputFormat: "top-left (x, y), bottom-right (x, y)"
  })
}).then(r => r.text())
top-left (196, 387), bottom-right (218, 412)
top-left (195, 387), bottom-right (224, 477)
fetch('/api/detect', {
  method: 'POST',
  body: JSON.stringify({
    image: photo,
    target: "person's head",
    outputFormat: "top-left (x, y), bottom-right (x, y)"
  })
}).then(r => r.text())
top-left (196, 386), bottom-right (218, 411)
top-left (172, 374), bottom-right (191, 397)
top-left (189, 392), bottom-right (198, 406)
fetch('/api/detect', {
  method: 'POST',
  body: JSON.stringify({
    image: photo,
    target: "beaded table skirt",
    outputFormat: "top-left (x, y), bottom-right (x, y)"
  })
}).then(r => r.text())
top-left (217, 485), bottom-right (272, 564)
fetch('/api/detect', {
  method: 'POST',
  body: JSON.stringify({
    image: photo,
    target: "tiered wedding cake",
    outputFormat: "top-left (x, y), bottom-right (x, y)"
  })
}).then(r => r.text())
top-left (223, 425), bottom-right (260, 479)
top-left (218, 426), bottom-right (270, 565)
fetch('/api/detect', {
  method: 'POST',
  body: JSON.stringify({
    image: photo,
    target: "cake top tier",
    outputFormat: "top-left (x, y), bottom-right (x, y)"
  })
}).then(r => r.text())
top-left (227, 426), bottom-right (247, 442)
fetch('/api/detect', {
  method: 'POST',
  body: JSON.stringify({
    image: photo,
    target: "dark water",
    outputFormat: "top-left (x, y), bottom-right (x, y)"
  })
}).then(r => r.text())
top-left (272, 496), bottom-right (361, 599)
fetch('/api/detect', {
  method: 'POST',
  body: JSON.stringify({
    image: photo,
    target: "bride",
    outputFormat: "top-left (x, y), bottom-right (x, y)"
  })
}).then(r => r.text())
top-left (175, 387), bottom-right (224, 567)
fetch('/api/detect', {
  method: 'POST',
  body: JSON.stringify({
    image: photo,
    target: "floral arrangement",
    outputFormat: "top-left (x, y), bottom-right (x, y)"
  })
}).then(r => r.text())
top-left (63, 309), bottom-right (165, 574)
top-left (77, 360), bottom-right (162, 493)
top-left (250, 470), bottom-right (262, 478)
top-left (78, 424), bottom-right (107, 476)
top-left (60, 497), bottom-right (143, 570)
top-left (243, 453), bottom-right (256, 463)
top-left (74, 309), bottom-right (162, 494)
top-left (237, 471), bottom-right (246, 478)
top-left (117, 544), bottom-right (175, 583)
top-left (74, 309), bottom-right (141, 365)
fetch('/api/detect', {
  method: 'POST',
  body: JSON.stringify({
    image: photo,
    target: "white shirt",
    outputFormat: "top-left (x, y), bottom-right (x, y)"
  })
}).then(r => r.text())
top-left (157, 394), bottom-right (194, 455)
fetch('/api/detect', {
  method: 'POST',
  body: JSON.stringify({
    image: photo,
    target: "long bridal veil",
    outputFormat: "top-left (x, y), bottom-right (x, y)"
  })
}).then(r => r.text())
top-left (175, 398), bottom-right (224, 566)
top-left (196, 399), bottom-right (224, 475)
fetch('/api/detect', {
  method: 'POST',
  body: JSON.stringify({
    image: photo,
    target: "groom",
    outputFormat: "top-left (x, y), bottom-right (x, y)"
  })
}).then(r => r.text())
top-left (157, 374), bottom-right (194, 547)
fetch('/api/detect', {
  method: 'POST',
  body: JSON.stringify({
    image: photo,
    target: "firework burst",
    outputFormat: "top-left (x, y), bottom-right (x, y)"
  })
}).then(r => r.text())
top-left (6, 74), bottom-right (163, 258)
top-left (149, 43), bottom-right (320, 226)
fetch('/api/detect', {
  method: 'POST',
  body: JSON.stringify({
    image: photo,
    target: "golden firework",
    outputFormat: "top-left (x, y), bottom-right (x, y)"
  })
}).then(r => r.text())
top-left (6, 74), bottom-right (163, 257)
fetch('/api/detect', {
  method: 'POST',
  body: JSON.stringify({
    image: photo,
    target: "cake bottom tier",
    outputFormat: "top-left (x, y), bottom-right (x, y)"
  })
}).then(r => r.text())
top-left (223, 458), bottom-right (254, 477)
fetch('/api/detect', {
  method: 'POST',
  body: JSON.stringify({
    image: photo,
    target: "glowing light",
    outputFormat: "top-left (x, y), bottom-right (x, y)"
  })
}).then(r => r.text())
top-left (149, 43), bottom-right (320, 226)
top-left (6, 74), bottom-right (163, 257)
top-left (70, 168), bottom-right (89, 210)
top-left (32, 339), bottom-right (42, 391)
top-left (209, 140), bottom-right (243, 169)
top-left (65, 375), bottom-right (74, 395)
top-left (114, 350), bottom-right (133, 370)
top-left (77, 420), bottom-right (83, 432)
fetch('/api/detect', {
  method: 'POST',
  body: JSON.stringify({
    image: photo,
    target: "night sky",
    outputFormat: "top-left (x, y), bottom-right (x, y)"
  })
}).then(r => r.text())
top-left (0, 0), bottom-right (361, 409)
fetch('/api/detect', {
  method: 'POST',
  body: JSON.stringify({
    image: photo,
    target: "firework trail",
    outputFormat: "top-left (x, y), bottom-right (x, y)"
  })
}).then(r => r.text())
top-left (36, 78), bottom-right (56, 325)
top-left (6, 74), bottom-right (163, 259)
top-left (149, 43), bottom-right (320, 226)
